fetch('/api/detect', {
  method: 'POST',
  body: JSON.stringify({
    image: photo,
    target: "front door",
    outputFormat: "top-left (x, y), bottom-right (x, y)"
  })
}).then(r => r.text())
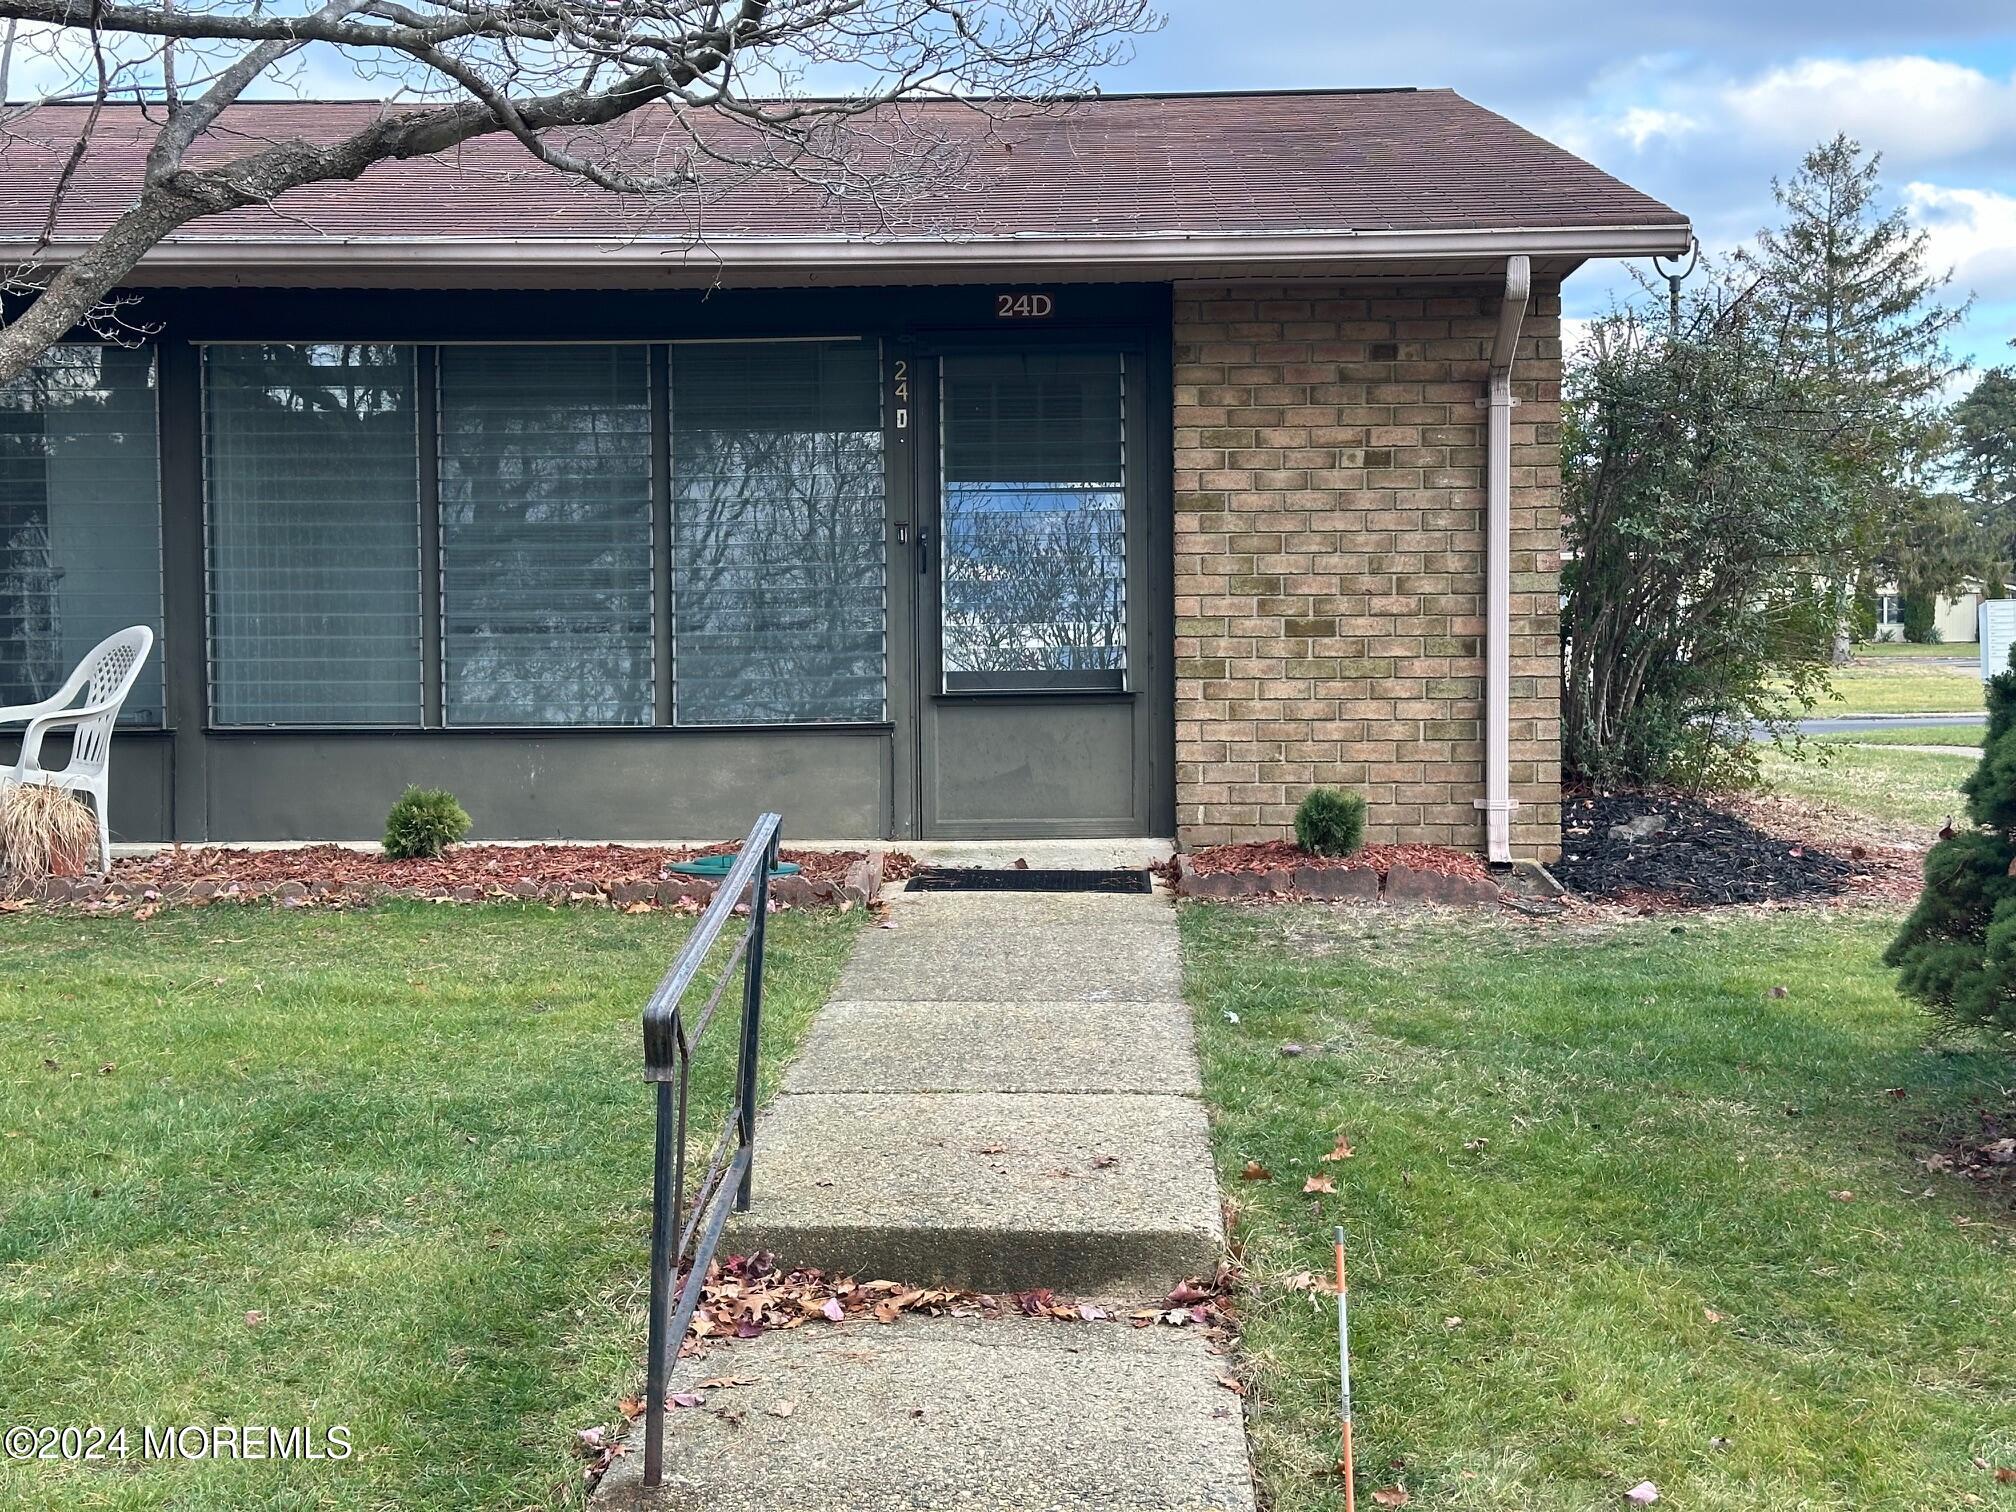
top-left (909, 346), bottom-right (1157, 838)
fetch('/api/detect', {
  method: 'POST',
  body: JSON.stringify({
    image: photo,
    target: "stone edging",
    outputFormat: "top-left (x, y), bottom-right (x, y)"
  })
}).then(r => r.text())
top-left (16, 851), bottom-right (886, 914)
top-left (1170, 852), bottom-right (1504, 908)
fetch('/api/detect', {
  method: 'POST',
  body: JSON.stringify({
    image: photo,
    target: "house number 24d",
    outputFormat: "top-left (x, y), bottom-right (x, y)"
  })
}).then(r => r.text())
top-left (996, 292), bottom-right (1055, 319)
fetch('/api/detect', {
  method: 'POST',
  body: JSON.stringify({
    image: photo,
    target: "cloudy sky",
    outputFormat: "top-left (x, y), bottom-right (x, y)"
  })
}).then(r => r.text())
top-left (1100, 2), bottom-right (2016, 373)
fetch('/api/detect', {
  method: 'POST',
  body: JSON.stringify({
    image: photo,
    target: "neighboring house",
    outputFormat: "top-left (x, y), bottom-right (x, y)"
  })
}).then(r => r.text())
top-left (0, 90), bottom-right (1688, 862)
top-left (1873, 583), bottom-right (1982, 644)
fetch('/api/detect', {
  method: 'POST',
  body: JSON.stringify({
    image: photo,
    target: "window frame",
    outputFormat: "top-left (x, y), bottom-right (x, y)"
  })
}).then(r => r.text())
top-left (432, 341), bottom-right (660, 730)
top-left (200, 340), bottom-right (427, 731)
top-left (195, 337), bottom-right (896, 734)
top-left (0, 341), bottom-right (169, 729)
top-left (933, 346), bottom-right (1138, 699)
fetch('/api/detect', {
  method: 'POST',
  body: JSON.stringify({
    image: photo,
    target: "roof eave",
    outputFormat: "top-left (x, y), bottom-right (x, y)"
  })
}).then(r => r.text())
top-left (0, 221), bottom-right (1693, 282)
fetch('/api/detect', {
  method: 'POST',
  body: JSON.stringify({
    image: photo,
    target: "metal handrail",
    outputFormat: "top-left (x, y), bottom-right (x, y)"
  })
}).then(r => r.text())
top-left (639, 811), bottom-right (781, 1490)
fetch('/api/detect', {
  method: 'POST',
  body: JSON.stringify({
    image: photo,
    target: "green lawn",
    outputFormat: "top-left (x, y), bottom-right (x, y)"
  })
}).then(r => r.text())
top-left (0, 903), bottom-right (858, 1511)
top-left (1183, 905), bottom-right (2014, 1512)
top-left (1755, 742), bottom-right (1974, 830)
top-left (1852, 640), bottom-right (1971, 660)
top-left (1829, 723), bottom-right (1984, 749)
top-left (1811, 661), bottom-right (1986, 716)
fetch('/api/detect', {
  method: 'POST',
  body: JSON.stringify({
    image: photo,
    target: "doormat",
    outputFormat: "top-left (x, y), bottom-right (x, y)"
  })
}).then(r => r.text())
top-left (905, 867), bottom-right (1152, 894)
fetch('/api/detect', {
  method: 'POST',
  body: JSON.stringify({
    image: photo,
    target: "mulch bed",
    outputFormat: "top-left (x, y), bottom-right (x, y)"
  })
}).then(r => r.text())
top-left (1551, 792), bottom-right (1871, 908)
top-left (119, 841), bottom-right (866, 891)
top-left (1164, 840), bottom-right (1502, 908)
top-left (1173, 839), bottom-right (1490, 881)
top-left (12, 842), bottom-right (917, 913)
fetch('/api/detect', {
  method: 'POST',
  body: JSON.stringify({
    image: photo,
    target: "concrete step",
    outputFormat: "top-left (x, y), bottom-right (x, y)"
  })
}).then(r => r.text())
top-left (729, 1091), bottom-right (1223, 1296)
top-left (781, 999), bottom-right (1200, 1096)
top-left (835, 921), bottom-right (1185, 1002)
top-left (594, 1314), bottom-right (1255, 1512)
top-left (880, 889), bottom-right (1175, 927)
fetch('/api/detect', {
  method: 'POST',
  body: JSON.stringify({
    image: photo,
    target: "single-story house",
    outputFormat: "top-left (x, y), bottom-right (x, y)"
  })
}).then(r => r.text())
top-left (0, 89), bottom-right (1688, 862)
top-left (1873, 582), bottom-right (1982, 645)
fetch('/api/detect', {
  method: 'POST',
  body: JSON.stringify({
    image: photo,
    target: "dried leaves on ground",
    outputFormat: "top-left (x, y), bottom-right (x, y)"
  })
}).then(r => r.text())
top-left (577, 1255), bottom-right (1244, 1490)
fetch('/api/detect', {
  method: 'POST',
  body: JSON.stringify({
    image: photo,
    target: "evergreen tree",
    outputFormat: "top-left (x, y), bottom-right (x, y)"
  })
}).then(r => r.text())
top-left (1740, 136), bottom-right (1974, 640)
top-left (1953, 355), bottom-right (2016, 567)
top-left (1741, 134), bottom-right (1967, 463)
top-left (1885, 648), bottom-right (2016, 1035)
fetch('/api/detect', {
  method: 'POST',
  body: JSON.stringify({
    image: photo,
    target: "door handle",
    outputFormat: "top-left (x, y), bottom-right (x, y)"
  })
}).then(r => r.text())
top-left (916, 527), bottom-right (931, 576)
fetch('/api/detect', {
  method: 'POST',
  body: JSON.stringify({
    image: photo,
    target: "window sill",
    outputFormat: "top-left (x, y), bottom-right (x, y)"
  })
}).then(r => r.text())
top-left (931, 689), bottom-right (1135, 704)
top-left (202, 722), bottom-right (897, 737)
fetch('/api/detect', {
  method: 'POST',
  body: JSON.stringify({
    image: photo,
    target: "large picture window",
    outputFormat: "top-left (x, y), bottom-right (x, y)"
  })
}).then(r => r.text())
top-left (437, 346), bottom-right (653, 726)
top-left (939, 353), bottom-right (1127, 692)
top-left (671, 341), bottom-right (886, 725)
top-left (205, 344), bottom-right (421, 726)
top-left (0, 346), bottom-right (162, 723)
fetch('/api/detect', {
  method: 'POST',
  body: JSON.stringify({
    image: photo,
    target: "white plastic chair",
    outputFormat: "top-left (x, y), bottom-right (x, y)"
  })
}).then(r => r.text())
top-left (0, 626), bottom-right (155, 875)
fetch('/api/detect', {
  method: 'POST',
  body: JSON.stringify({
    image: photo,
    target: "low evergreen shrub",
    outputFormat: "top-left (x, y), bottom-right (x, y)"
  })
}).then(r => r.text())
top-left (1294, 787), bottom-right (1367, 858)
top-left (1884, 649), bottom-right (2014, 1034)
top-left (383, 786), bottom-right (471, 861)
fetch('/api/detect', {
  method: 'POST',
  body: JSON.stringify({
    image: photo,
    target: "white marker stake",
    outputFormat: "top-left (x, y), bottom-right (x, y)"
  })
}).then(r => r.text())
top-left (1335, 1224), bottom-right (1355, 1512)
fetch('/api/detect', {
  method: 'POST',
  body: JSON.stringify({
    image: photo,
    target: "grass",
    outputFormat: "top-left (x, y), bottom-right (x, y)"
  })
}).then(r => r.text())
top-left (1809, 661), bottom-right (1986, 716)
top-left (1755, 743), bottom-right (1975, 830)
top-left (1826, 723), bottom-right (1984, 749)
top-left (1183, 904), bottom-right (2014, 1512)
top-left (1852, 640), bottom-right (1970, 659)
top-left (0, 902), bottom-right (858, 1511)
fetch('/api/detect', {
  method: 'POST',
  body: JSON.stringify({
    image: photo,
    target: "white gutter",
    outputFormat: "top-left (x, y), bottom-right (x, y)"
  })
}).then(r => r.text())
top-left (0, 222), bottom-right (1691, 275)
top-left (1477, 254), bottom-right (1530, 867)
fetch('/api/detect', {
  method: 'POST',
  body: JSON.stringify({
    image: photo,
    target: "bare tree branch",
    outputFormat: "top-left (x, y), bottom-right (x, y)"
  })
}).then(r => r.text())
top-left (0, 0), bottom-right (1155, 383)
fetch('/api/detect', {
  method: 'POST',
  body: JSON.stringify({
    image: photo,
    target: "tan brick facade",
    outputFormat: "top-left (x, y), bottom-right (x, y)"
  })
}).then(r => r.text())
top-left (1171, 280), bottom-right (1564, 860)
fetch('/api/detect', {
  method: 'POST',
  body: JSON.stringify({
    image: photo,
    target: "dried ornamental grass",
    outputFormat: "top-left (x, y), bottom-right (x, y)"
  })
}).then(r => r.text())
top-left (0, 784), bottom-right (99, 893)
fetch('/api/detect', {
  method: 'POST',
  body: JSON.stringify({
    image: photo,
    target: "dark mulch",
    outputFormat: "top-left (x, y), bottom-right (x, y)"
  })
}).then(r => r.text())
top-left (109, 842), bottom-right (899, 894)
top-left (1553, 792), bottom-right (1860, 906)
top-left (1172, 839), bottom-right (1490, 881)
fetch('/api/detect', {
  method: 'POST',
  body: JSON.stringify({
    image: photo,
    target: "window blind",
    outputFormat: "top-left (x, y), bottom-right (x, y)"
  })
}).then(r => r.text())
top-left (671, 341), bottom-right (886, 725)
top-left (437, 345), bottom-right (654, 726)
top-left (940, 352), bottom-right (1127, 690)
top-left (0, 346), bottom-right (162, 722)
top-left (205, 344), bottom-right (422, 726)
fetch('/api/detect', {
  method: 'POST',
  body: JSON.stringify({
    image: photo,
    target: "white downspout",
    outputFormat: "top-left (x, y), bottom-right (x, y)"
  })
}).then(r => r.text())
top-left (1478, 255), bottom-right (1531, 866)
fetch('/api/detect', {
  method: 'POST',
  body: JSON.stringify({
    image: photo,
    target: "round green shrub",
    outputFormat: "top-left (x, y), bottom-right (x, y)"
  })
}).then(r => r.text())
top-left (383, 786), bottom-right (472, 861)
top-left (1294, 787), bottom-right (1367, 857)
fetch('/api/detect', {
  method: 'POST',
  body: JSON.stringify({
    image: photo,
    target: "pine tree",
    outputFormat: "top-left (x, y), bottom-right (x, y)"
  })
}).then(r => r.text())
top-left (1740, 135), bottom-right (1973, 657)
top-left (1884, 648), bottom-right (2016, 1034)
top-left (1741, 135), bottom-right (1966, 451)
top-left (1954, 355), bottom-right (2016, 568)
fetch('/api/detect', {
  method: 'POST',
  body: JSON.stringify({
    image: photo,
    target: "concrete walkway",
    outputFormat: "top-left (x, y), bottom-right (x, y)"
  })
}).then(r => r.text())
top-left (598, 882), bottom-right (1253, 1511)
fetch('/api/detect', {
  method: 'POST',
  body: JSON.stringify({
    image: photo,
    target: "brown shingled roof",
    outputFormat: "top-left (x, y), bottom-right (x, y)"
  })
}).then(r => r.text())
top-left (0, 89), bottom-right (1686, 252)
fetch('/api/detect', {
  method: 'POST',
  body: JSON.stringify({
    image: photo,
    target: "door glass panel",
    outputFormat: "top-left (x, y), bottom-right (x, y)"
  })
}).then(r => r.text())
top-left (939, 353), bottom-right (1125, 692)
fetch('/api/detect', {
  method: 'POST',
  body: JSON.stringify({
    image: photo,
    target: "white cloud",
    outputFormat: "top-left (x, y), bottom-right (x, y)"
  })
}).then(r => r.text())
top-left (1720, 56), bottom-right (2016, 161)
top-left (1551, 54), bottom-right (2016, 172)
top-left (1903, 183), bottom-right (2016, 304)
top-left (1614, 106), bottom-right (1699, 151)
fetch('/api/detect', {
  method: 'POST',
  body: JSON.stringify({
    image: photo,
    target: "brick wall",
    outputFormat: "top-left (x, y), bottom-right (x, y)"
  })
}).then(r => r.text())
top-left (1171, 279), bottom-right (1564, 860)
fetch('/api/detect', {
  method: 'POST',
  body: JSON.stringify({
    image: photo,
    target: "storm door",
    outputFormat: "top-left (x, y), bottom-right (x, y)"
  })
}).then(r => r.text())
top-left (911, 348), bottom-right (1154, 837)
